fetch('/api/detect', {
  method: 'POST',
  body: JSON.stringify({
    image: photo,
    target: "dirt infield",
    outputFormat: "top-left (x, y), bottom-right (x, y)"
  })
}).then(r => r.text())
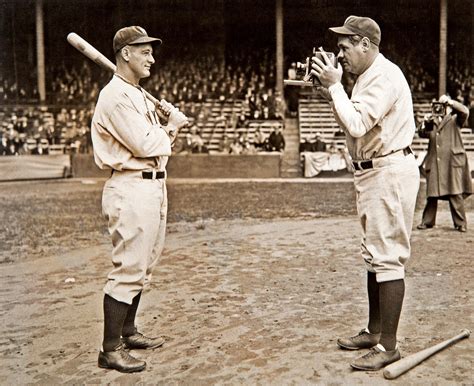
top-left (0, 178), bottom-right (473, 385)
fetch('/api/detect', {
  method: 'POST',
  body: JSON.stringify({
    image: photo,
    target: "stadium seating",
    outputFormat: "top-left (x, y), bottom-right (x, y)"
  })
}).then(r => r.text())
top-left (298, 96), bottom-right (474, 154)
top-left (298, 98), bottom-right (347, 150)
top-left (173, 99), bottom-right (283, 152)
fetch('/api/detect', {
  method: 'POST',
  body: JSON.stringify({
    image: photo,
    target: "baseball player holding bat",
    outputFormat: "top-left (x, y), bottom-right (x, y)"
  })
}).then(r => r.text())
top-left (91, 26), bottom-right (187, 373)
top-left (311, 16), bottom-right (420, 371)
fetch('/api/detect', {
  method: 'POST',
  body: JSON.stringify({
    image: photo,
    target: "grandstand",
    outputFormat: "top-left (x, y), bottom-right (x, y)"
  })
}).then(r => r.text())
top-left (298, 97), bottom-right (344, 148)
top-left (0, 0), bottom-right (472, 179)
top-left (171, 99), bottom-right (284, 152)
top-left (298, 95), bottom-right (474, 155)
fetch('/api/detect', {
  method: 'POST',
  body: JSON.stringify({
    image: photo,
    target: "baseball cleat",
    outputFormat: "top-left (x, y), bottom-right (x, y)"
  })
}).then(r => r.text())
top-left (337, 328), bottom-right (380, 350)
top-left (122, 331), bottom-right (165, 350)
top-left (98, 343), bottom-right (146, 373)
top-left (350, 344), bottom-right (401, 371)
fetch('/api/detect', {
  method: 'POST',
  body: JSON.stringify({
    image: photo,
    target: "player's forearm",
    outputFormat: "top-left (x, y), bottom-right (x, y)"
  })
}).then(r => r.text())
top-left (329, 82), bottom-right (367, 138)
top-left (134, 129), bottom-right (172, 157)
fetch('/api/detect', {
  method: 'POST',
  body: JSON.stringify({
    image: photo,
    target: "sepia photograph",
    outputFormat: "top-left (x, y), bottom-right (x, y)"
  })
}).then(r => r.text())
top-left (0, 0), bottom-right (472, 384)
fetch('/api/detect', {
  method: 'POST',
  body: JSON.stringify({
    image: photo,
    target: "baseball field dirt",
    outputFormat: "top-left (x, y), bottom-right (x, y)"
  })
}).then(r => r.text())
top-left (0, 178), bottom-right (472, 385)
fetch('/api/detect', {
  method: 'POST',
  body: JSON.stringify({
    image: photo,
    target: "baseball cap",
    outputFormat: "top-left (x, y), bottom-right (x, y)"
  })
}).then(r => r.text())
top-left (113, 26), bottom-right (162, 53)
top-left (329, 16), bottom-right (381, 46)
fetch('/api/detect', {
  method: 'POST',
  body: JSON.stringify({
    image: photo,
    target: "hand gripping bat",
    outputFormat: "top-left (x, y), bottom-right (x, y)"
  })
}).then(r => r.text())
top-left (383, 329), bottom-right (470, 379)
top-left (66, 32), bottom-right (188, 129)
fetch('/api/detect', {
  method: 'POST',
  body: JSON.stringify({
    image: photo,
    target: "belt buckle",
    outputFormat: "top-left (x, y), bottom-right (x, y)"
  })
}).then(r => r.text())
top-left (353, 160), bottom-right (363, 171)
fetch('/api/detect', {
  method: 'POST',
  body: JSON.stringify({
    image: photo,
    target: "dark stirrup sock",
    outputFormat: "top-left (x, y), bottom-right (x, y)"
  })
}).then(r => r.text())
top-left (102, 294), bottom-right (130, 352)
top-left (367, 271), bottom-right (381, 334)
top-left (379, 279), bottom-right (405, 350)
top-left (122, 291), bottom-right (142, 337)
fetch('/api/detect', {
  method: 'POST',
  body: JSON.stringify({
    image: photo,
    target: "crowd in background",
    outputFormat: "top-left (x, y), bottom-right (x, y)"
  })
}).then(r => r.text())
top-left (0, 105), bottom-right (93, 156)
top-left (0, 44), bottom-right (472, 156)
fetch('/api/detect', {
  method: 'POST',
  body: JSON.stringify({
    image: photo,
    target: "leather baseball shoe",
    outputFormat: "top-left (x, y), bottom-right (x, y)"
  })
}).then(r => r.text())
top-left (98, 343), bottom-right (146, 373)
top-left (350, 344), bottom-right (401, 371)
top-left (417, 223), bottom-right (433, 230)
top-left (337, 329), bottom-right (380, 350)
top-left (122, 331), bottom-right (165, 350)
top-left (456, 225), bottom-right (467, 232)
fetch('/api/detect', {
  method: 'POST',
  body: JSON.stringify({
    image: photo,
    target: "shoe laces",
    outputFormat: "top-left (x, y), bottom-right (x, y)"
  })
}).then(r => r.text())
top-left (126, 331), bottom-right (145, 340)
top-left (118, 345), bottom-right (137, 360)
top-left (351, 329), bottom-right (369, 340)
top-left (361, 347), bottom-right (382, 359)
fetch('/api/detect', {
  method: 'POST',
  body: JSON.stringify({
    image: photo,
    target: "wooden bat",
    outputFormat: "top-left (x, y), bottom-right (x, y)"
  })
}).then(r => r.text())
top-left (66, 32), bottom-right (186, 126)
top-left (383, 329), bottom-right (471, 379)
top-left (67, 32), bottom-right (160, 105)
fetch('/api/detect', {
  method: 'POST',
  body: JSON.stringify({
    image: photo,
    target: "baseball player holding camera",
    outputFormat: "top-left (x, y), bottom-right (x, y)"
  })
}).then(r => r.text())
top-left (311, 16), bottom-right (419, 371)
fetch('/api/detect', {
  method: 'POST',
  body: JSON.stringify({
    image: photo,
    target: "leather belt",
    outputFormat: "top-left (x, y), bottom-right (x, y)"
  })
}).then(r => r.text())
top-left (352, 146), bottom-right (413, 171)
top-left (142, 170), bottom-right (165, 179)
top-left (352, 159), bottom-right (373, 171)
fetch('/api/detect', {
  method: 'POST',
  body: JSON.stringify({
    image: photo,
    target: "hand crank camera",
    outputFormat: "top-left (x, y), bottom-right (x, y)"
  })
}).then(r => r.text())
top-left (284, 47), bottom-right (337, 87)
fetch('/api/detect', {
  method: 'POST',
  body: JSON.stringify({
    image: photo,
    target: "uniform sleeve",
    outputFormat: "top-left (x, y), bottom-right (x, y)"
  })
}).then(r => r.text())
top-left (107, 102), bottom-right (171, 157)
top-left (328, 73), bottom-right (397, 138)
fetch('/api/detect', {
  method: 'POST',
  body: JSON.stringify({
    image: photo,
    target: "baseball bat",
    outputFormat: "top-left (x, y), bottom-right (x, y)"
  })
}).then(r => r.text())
top-left (383, 329), bottom-right (470, 379)
top-left (67, 32), bottom-right (157, 105)
top-left (66, 32), bottom-right (186, 126)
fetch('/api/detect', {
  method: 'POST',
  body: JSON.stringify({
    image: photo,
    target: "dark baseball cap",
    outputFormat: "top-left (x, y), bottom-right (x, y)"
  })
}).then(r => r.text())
top-left (329, 16), bottom-right (381, 46)
top-left (113, 26), bottom-right (162, 53)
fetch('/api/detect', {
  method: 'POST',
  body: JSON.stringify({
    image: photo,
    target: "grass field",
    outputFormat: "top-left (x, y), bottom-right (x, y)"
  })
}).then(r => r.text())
top-left (0, 178), bottom-right (363, 262)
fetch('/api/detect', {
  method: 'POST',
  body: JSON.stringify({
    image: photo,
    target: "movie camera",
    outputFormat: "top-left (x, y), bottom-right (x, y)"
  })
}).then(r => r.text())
top-left (284, 47), bottom-right (337, 87)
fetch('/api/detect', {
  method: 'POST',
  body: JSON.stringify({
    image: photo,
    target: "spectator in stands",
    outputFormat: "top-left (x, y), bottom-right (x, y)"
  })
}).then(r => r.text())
top-left (242, 139), bottom-right (257, 154)
top-left (229, 137), bottom-right (243, 154)
top-left (180, 133), bottom-right (196, 154)
top-left (16, 135), bottom-right (29, 155)
top-left (299, 137), bottom-right (313, 153)
top-left (5, 124), bottom-right (19, 155)
top-left (31, 138), bottom-right (49, 155)
top-left (253, 127), bottom-right (267, 151)
top-left (326, 141), bottom-right (348, 171)
top-left (236, 113), bottom-right (248, 129)
top-left (218, 134), bottom-right (232, 153)
top-left (236, 129), bottom-right (248, 146)
top-left (312, 132), bottom-right (327, 152)
top-left (266, 126), bottom-right (285, 152)
top-left (0, 133), bottom-right (8, 155)
top-left (189, 125), bottom-right (208, 153)
top-left (417, 95), bottom-right (471, 232)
